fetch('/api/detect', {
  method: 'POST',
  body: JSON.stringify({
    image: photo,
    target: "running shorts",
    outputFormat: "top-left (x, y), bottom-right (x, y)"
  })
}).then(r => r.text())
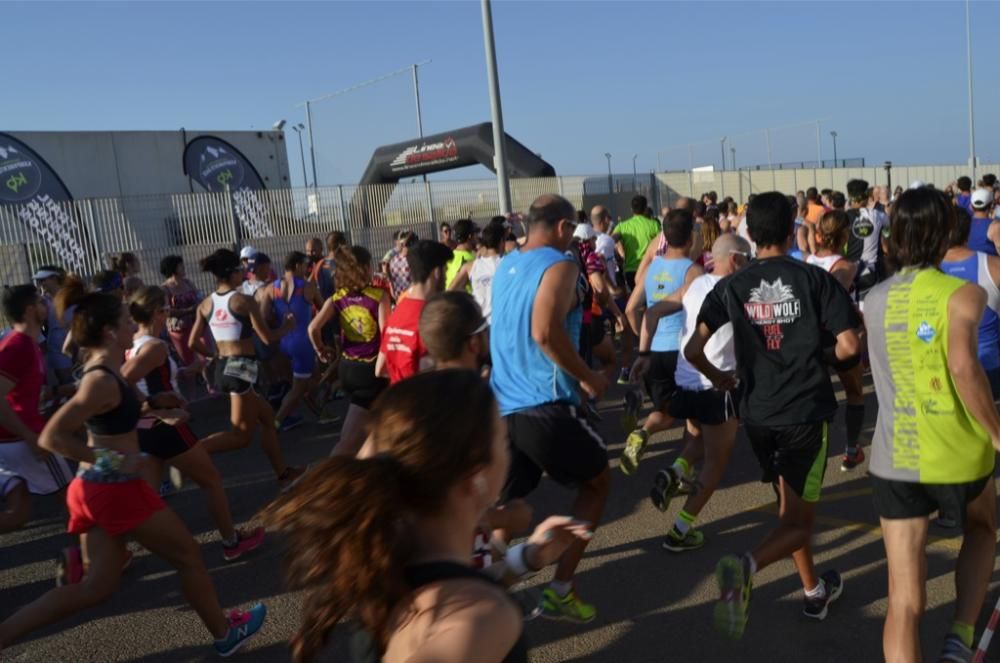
top-left (215, 356), bottom-right (260, 395)
top-left (137, 420), bottom-right (198, 460)
top-left (871, 472), bottom-right (994, 522)
top-left (339, 358), bottom-right (388, 410)
top-left (280, 335), bottom-right (317, 379)
top-left (66, 477), bottom-right (165, 536)
top-left (744, 421), bottom-right (829, 503)
top-left (0, 440), bottom-right (73, 495)
top-left (500, 402), bottom-right (608, 501)
top-left (643, 351), bottom-right (679, 411)
top-left (669, 385), bottom-right (741, 426)
top-left (987, 366), bottom-right (1000, 401)
top-left (624, 272), bottom-right (637, 291)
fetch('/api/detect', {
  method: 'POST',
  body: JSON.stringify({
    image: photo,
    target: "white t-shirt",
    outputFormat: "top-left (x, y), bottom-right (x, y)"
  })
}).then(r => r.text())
top-left (674, 274), bottom-right (735, 390)
top-left (595, 232), bottom-right (619, 287)
top-left (735, 215), bottom-right (756, 257)
top-left (470, 255), bottom-right (501, 324)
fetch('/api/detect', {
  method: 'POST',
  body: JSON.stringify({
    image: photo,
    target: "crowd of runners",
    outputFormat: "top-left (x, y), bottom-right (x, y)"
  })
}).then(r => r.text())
top-left (1, 174), bottom-right (1000, 662)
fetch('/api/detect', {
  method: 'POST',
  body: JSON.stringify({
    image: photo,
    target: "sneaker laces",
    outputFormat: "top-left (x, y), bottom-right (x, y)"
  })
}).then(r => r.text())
top-left (226, 608), bottom-right (251, 628)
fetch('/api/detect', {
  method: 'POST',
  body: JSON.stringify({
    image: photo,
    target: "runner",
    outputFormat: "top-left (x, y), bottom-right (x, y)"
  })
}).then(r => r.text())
top-left (160, 255), bottom-right (210, 398)
top-left (805, 211), bottom-right (867, 471)
top-left (490, 193), bottom-right (610, 622)
top-left (309, 245), bottom-right (389, 456)
top-left (967, 188), bottom-right (1000, 256)
top-left (266, 370), bottom-right (591, 663)
top-left (450, 222), bottom-right (504, 317)
top-left (804, 187), bottom-right (826, 223)
top-left (637, 234), bottom-right (751, 552)
top-left (439, 221), bottom-right (456, 249)
top-left (110, 252), bottom-right (141, 280)
top-left (376, 240), bottom-right (453, 384)
top-left (590, 205), bottom-right (621, 288)
top-left (240, 252), bottom-right (272, 297)
top-left (122, 286), bottom-right (264, 558)
top-left (188, 249), bottom-right (302, 488)
top-left (866, 187), bottom-right (1000, 663)
top-left (955, 175), bottom-right (973, 213)
top-left (419, 292), bottom-right (490, 371)
top-left (845, 179), bottom-right (889, 298)
top-left (323, 230), bottom-right (349, 289)
top-left (33, 266), bottom-right (73, 389)
top-left (574, 223), bottom-right (625, 385)
top-left (91, 270), bottom-right (124, 299)
top-left (267, 252), bottom-right (324, 432)
top-left (0, 279), bottom-right (266, 656)
top-left (685, 192), bottom-right (860, 638)
top-left (620, 209), bottom-right (703, 475)
top-left (305, 237), bottom-right (334, 301)
top-left (445, 219), bottom-right (478, 292)
top-left (613, 195), bottom-right (662, 292)
top-left (388, 231), bottom-right (416, 300)
top-left (0, 284), bottom-right (73, 533)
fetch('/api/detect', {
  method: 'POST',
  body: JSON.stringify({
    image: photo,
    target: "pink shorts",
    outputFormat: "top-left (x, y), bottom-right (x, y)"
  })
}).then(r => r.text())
top-left (66, 477), bottom-right (165, 536)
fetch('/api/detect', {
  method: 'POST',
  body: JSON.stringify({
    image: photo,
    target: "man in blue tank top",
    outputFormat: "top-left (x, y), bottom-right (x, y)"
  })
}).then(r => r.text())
top-left (490, 194), bottom-right (610, 623)
top-left (620, 209), bottom-right (702, 476)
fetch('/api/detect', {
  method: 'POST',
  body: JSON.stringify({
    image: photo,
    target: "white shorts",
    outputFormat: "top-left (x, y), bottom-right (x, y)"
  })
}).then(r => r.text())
top-left (0, 440), bottom-right (73, 496)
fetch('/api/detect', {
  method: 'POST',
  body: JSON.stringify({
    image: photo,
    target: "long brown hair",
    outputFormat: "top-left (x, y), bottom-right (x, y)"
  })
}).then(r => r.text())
top-left (265, 370), bottom-right (497, 662)
top-left (701, 209), bottom-right (722, 253)
top-left (334, 245), bottom-right (372, 294)
top-left (815, 210), bottom-right (850, 253)
top-left (55, 274), bottom-right (123, 348)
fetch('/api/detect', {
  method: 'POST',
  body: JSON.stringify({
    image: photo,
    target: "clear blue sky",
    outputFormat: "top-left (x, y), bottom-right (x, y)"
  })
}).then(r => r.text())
top-left (7, 1), bottom-right (998, 187)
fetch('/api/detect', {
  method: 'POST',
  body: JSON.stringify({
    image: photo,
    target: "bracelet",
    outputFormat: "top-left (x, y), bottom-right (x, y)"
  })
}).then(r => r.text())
top-left (505, 543), bottom-right (541, 578)
top-left (638, 351), bottom-right (651, 357)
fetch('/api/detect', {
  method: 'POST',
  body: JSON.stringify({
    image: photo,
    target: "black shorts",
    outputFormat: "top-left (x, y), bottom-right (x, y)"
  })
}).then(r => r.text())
top-left (501, 402), bottom-right (609, 501)
top-left (643, 351), bottom-right (679, 410)
top-left (669, 386), bottom-right (741, 426)
top-left (744, 421), bottom-right (829, 503)
top-left (871, 473), bottom-right (993, 521)
top-left (214, 356), bottom-right (260, 395)
top-left (579, 321), bottom-right (593, 366)
top-left (624, 271), bottom-right (637, 291)
top-left (591, 318), bottom-right (607, 346)
top-left (138, 421), bottom-right (198, 460)
top-left (339, 357), bottom-right (388, 409)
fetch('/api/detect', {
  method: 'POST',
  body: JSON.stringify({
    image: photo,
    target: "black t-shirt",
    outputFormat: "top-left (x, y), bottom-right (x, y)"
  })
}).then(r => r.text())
top-left (697, 255), bottom-right (860, 426)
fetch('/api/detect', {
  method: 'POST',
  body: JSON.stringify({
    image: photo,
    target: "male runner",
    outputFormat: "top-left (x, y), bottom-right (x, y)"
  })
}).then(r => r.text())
top-left (490, 193), bottom-right (609, 622)
top-left (685, 192), bottom-right (860, 638)
top-left (445, 219), bottom-right (478, 292)
top-left (305, 237), bottom-right (334, 301)
top-left (419, 292), bottom-right (489, 371)
top-left (866, 188), bottom-right (1000, 663)
top-left (613, 195), bottom-right (661, 291)
top-left (968, 188), bottom-right (1000, 256)
top-left (845, 179), bottom-right (888, 298)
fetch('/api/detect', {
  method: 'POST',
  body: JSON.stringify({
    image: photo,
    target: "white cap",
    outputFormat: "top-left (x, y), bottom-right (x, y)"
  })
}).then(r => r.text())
top-left (909, 180), bottom-right (926, 190)
top-left (239, 245), bottom-right (258, 260)
top-left (32, 268), bottom-right (61, 282)
top-left (572, 223), bottom-right (597, 241)
top-left (972, 188), bottom-right (994, 209)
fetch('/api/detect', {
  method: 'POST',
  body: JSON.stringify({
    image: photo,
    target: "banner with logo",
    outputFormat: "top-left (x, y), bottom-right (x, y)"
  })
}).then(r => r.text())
top-left (0, 133), bottom-right (87, 273)
top-left (182, 135), bottom-right (273, 238)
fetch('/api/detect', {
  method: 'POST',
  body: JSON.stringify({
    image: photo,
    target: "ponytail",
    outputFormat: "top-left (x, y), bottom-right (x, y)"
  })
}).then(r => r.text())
top-left (200, 249), bottom-right (242, 282)
top-left (56, 274), bottom-right (123, 348)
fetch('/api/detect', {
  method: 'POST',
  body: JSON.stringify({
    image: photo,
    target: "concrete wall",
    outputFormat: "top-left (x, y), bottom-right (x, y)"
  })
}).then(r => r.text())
top-left (7, 130), bottom-right (291, 199)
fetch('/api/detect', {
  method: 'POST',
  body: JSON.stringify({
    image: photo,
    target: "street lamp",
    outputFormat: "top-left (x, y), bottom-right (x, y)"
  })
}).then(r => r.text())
top-left (632, 154), bottom-right (638, 191)
top-left (730, 146), bottom-right (736, 171)
top-left (605, 152), bottom-right (613, 193)
top-left (830, 131), bottom-right (839, 167)
top-left (966, 0), bottom-right (977, 180)
top-left (481, 0), bottom-right (511, 214)
top-left (720, 136), bottom-right (727, 172)
top-left (291, 124), bottom-right (308, 188)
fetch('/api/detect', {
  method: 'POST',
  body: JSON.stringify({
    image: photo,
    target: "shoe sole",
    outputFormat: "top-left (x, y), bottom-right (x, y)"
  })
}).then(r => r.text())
top-left (650, 470), bottom-right (679, 512)
top-left (802, 576), bottom-right (844, 621)
top-left (662, 538), bottom-right (704, 553)
top-left (714, 558), bottom-right (749, 639)
top-left (216, 611), bottom-right (266, 657)
top-left (169, 467), bottom-right (183, 490)
top-left (539, 608), bottom-right (596, 624)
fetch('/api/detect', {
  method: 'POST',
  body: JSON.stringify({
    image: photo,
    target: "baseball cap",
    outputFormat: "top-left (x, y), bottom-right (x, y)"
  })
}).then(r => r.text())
top-left (247, 252), bottom-right (270, 269)
top-left (32, 268), bottom-right (62, 282)
top-left (240, 245), bottom-right (258, 260)
top-left (572, 223), bottom-right (597, 241)
top-left (972, 188), bottom-right (994, 209)
top-left (909, 180), bottom-right (926, 190)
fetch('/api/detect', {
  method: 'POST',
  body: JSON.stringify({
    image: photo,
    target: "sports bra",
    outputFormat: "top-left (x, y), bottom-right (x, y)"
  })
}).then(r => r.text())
top-left (207, 290), bottom-right (253, 342)
top-left (83, 365), bottom-right (142, 436)
top-left (125, 335), bottom-right (177, 397)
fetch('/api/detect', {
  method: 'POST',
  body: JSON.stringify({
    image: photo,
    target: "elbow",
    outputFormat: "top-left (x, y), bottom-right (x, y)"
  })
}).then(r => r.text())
top-left (531, 327), bottom-right (551, 349)
top-left (682, 339), bottom-right (699, 364)
top-left (840, 334), bottom-right (861, 358)
top-left (38, 430), bottom-right (56, 453)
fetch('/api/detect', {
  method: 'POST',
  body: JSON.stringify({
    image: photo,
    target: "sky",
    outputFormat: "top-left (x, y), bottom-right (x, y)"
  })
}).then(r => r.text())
top-left (6, 0), bottom-right (999, 187)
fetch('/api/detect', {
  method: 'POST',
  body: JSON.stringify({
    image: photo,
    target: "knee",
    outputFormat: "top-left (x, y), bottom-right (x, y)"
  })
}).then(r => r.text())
top-left (887, 586), bottom-right (926, 618)
top-left (79, 569), bottom-right (121, 605)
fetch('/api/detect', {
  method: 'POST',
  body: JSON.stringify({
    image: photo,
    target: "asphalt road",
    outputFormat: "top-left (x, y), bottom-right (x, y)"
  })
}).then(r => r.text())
top-left (2, 379), bottom-right (999, 662)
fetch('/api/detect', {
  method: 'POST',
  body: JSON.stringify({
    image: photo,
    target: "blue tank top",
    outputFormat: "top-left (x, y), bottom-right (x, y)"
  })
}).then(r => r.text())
top-left (968, 217), bottom-right (998, 256)
top-left (273, 277), bottom-right (312, 339)
top-left (490, 247), bottom-right (582, 415)
top-left (940, 253), bottom-right (1000, 370)
top-left (644, 256), bottom-right (693, 352)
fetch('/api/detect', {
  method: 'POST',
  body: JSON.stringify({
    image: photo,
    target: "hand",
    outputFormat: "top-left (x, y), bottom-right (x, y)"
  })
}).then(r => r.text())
top-left (523, 516), bottom-right (593, 570)
top-left (315, 345), bottom-right (336, 363)
top-left (150, 408), bottom-right (190, 426)
top-left (630, 356), bottom-right (651, 382)
top-left (580, 370), bottom-right (608, 400)
top-left (708, 369), bottom-right (738, 392)
top-left (614, 315), bottom-right (626, 334)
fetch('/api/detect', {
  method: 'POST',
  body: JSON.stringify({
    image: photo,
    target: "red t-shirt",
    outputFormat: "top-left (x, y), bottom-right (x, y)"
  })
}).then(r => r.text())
top-left (379, 298), bottom-right (427, 384)
top-left (0, 331), bottom-right (46, 441)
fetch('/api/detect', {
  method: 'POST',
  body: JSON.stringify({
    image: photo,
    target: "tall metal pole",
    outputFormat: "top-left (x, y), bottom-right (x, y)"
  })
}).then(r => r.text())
top-left (966, 0), bottom-right (977, 181)
top-left (412, 62), bottom-right (436, 223)
top-left (632, 154), bottom-right (637, 191)
top-left (730, 147), bottom-right (736, 171)
top-left (765, 129), bottom-right (773, 169)
top-left (815, 120), bottom-right (822, 166)
top-left (293, 126), bottom-right (308, 187)
top-left (720, 137), bottom-right (726, 172)
top-left (305, 101), bottom-right (319, 189)
top-left (830, 131), bottom-right (838, 167)
top-left (605, 153), bottom-right (612, 193)
top-left (481, 0), bottom-right (511, 215)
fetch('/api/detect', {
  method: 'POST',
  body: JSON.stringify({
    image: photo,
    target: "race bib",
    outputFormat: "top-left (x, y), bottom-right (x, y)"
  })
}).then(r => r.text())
top-left (223, 357), bottom-right (259, 384)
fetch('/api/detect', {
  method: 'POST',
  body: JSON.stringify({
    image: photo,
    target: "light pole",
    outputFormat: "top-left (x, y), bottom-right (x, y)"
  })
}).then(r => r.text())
top-left (605, 152), bottom-right (612, 193)
top-left (291, 123), bottom-right (308, 187)
top-left (966, 0), bottom-right (977, 180)
top-left (632, 154), bottom-right (638, 191)
top-left (730, 146), bottom-right (736, 171)
top-left (720, 136), bottom-right (727, 172)
top-left (411, 62), bottom-right (435, 223)
top-left (481, 0), bottom-right (511, 214)
top-left (830, 131), bottom-right (838, 167)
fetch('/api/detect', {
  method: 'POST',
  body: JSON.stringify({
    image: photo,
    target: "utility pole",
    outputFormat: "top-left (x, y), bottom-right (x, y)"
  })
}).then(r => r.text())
top-left (966, 0), bottom-right (977, 181)
top-left (830, 131), bottom-right (839, 167)
top-left (481, 0), bottom-right (511, 214)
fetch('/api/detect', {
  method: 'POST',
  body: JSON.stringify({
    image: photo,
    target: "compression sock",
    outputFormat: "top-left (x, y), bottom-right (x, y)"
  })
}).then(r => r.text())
top-left (673, 510), bottom-right (697, 536)
top-left (549, 580), bottom-right (573, 597)
top-left (845, 404), bottom-right (865, 454)
top-left (950, 621), bottom-right (974, 648)
top-left (672, 457), bottom-right (692, 480)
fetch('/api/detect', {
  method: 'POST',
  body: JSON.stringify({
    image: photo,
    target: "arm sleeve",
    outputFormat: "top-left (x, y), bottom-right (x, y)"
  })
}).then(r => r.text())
top-left (817, 270), bottom-right (861, 335)
top-left (696, 281), bottom-right (730, 333)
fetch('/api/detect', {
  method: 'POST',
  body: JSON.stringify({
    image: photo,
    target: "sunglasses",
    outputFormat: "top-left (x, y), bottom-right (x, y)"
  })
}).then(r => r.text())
top-left (470, 319), bottom-right (489, 336)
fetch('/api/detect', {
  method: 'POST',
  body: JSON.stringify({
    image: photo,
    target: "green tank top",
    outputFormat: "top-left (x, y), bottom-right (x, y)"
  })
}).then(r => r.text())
top-left (866, 268), bottom-right (994, 483)
top-left (446, 249), bottom-right (475, 293)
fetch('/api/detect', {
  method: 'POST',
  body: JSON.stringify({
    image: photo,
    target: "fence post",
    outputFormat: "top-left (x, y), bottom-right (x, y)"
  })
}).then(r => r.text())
top-left (557, 176), bottom-right (565, 197)
top-left (337, 186), bottom-right (349, 232)
top-left (424, 180), bottom-right (436, 225)
top-left (224, 186), bottom-right (240, 251)
top-left (83, 199), bottom-right (105, 275)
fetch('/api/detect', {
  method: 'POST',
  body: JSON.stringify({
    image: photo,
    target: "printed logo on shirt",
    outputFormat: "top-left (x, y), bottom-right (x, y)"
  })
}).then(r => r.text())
top-left (744, 278), bottom-right (802, 350)
top-left (852, 213), bottom-right (875, 239)
top-left (916, 321), bottom-right (935, 344)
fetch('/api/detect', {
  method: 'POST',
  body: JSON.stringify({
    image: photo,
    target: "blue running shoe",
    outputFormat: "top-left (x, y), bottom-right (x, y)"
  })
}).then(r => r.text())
top-left (214, 603), bottom-right (267, 657)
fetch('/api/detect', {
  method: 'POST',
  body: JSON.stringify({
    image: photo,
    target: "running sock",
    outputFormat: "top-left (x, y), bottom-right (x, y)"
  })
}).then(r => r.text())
top-left (673, 510), bottom-right (697, 536)
top-left (672, 457), bottom-right (691, 479)
top-left (743, 553), bottom-right (757, 576)
top-left (804, 582), bottom-right (827, 599)
top-left (950, 621), bottom-right (975, 648)
top-left (221, 534), bottom-right (238, 548)
top-left (549, 580), bottom-right (573, 597)
top-left (845, 404), bottom-right (865, 453)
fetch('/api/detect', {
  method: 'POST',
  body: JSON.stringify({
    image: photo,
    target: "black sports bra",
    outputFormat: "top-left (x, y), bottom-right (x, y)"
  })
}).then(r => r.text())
top-left (83, 365), bottom-right (142, 436)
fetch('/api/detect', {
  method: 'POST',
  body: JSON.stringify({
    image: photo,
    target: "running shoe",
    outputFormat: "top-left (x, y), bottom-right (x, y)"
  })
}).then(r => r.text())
top-left (839, 447), bottom-right (865, 472)
top-left (620, 429), bottom-right (648, 476)
top-left (276, 415), bottom-right (305, 433)
top-left (213, 603), bottom-right (267, 657)
top-left (223, 527), bottom-right (266, 563)
top-left (159, 478), bottom-right (177, 498)
top-left (662, 527), bottom-right (704, 552)
top-left (939, 634), bottom-right (974, 663)
top-left (713, 554), bottom-right (752, 639)
top-left (802, 570), bottom-right (844, 620)
top-left (539, 587), bottom-right (596, 623)
top-left (650, 466), bottom-right (681, 512)
top-left (617, 367), bottom-right (631, 385)
top-left (619, 388), bottom-right (642, 434)
top-left (510, 586), bottom-right (544, 621)
top-left (168, 467), bottom-right (183, 491)
top-left (55, 546), bottom-right (83, 587)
